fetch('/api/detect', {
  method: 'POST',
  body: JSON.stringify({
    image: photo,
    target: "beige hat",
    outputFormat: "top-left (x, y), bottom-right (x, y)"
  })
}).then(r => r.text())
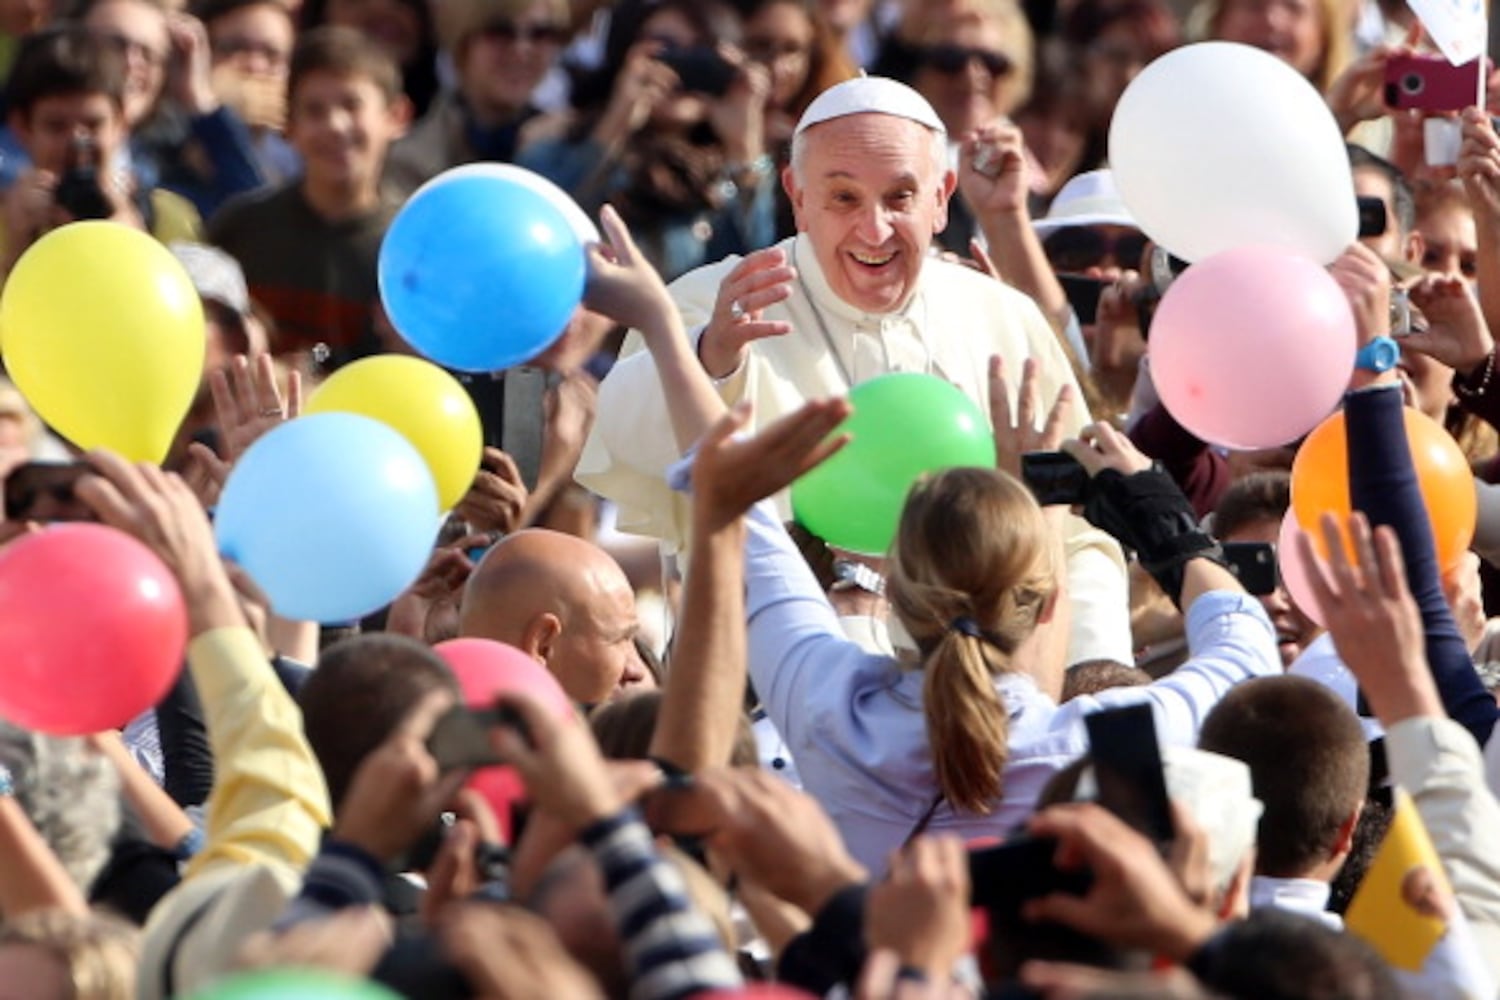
top-left (794, 76), bottom-right (946, 137)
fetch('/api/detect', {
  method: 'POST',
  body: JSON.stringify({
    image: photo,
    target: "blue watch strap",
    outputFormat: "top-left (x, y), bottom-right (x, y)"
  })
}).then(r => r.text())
top-left (1354, 335), bottom-right (1400, 373)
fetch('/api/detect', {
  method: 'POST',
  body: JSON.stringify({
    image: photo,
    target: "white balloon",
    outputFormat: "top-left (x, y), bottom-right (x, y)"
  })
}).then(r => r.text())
top-left (1109, 42), bottom-right (1357, 264)
top-left (412, 163), bottom-right (602, 245)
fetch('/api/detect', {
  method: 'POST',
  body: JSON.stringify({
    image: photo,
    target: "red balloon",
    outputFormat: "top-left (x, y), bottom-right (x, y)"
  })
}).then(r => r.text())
top-left (433, 638), bottom-right (574, 839)
top-left (0, 523), bottom-right (186, 735)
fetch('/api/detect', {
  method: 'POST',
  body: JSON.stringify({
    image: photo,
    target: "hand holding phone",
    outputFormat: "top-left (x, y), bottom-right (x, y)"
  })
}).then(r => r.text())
top-left (1020, 451), bottom-right (1090, 507)
top-left (1384, 54), bottom-right (1487, 112)
top-left (657, 47), bottom-right (737, 96)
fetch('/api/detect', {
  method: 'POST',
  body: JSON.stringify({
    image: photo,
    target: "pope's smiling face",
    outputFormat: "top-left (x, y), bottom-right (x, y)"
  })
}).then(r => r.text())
top-left (786, 113), bottom-right (955, 315)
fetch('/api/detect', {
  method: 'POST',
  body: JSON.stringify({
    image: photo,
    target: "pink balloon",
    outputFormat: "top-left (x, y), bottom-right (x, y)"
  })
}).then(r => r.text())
top-left (1277, 512), bottom-right (1327, 628)
top-left (433, 638), bottom-right (574, 839)
top-left (1150, 245), bottom-right (1355, 450)
top-left (0, 523), bottom-right (187, 734)
top-left (434, 638), bottom-right (572, 717)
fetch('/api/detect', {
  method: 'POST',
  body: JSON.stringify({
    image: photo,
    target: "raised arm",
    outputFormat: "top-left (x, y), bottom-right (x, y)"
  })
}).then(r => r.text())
top-left (1331, 242), bottom-right (1497, 745)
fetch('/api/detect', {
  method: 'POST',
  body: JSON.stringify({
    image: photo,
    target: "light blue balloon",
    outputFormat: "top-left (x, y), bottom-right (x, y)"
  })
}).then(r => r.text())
top-left (378, 169), bottom-right (587, 372)
top-left (214, 413), bottom-right (440, 624)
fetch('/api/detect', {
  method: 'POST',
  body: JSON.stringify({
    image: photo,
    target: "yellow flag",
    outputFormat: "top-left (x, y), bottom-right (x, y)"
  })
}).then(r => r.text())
top-left (1345, 788), bottom-right (1455, 971)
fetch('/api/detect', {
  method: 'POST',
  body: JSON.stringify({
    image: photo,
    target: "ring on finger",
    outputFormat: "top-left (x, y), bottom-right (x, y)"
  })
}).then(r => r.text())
top-left (729, 299), bottom-right (746, 321)
top-left (260, 407), bottom-right (282, 418)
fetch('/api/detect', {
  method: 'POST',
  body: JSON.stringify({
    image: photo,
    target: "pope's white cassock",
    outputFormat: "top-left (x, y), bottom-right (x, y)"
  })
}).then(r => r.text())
top-left (578, 231), bottom-right (1132, 667)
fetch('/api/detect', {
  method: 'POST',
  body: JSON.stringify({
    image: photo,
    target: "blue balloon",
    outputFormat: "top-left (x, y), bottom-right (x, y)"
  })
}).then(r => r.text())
top-left (378, 170), bottom-right (587, 372)
top-left (214, 413), bottom-right (440, 624)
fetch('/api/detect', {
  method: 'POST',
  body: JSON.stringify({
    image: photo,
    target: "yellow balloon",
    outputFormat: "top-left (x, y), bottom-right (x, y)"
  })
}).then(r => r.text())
top-left (304, 354), bottom-right (482, 510)
top-left (0, 222), bottom-right (205, 463)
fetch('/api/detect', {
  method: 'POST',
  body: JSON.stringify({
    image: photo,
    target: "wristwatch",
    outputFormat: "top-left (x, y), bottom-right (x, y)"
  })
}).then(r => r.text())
top-left (1354, 335), bottom-right (1400, 373)
top-left (831, 559), bottom-right (886, 596)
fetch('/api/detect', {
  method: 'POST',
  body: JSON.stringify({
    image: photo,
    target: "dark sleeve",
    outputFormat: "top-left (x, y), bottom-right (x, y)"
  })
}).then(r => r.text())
top-left (1345, 383), bottom-right (1497, 746)
top-left (165, 107), bottom-right (266, 218)
top-left (155, 665), bottom-right (214, 809)
top-left (88, 820), bottom-right (182, 925)
top-left (775, 884), bottom-right (869, 995)
top-left (1127, 404), bottom-right (1231, 519)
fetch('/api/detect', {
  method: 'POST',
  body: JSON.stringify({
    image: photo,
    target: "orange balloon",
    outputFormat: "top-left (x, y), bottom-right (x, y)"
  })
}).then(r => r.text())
top-left (1290, 407), bottom-right (1476, 570)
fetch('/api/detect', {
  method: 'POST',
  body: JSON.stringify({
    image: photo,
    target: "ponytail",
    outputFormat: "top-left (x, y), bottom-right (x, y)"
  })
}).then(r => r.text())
top-left (923, 629), bottom-right (1009, 814)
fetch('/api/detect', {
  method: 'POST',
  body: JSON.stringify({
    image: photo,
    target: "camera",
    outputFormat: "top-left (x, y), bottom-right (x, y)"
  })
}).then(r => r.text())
top-left (53, 135), bottom-right (112, 221)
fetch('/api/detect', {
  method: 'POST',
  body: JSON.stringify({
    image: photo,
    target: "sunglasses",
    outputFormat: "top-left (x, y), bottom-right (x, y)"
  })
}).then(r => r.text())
top-left (915, 43), bottom-right (1012, 78)
top-left (1043, 226), bottom-right (1149, 273)
top-left (479, 19), bottom-right (570, 45)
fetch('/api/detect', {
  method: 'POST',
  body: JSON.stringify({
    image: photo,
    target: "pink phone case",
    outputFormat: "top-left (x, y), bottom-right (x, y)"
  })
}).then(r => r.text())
top-left (1384, 54), bottom-right (1486, 112)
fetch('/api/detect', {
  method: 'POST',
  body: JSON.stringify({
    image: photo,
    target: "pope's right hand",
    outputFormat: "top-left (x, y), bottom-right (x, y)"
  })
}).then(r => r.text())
top-left (699, 248), bottom-right (796, 378)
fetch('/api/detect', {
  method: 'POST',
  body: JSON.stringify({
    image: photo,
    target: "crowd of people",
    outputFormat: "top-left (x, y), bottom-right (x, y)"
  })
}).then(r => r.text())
top-left (2, 0), bottom-right (1500, 995)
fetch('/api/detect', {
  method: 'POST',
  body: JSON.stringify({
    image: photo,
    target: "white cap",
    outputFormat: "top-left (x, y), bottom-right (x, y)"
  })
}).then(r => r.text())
top-left (1032, 169), bottom-right (1138, 235)
top-left (170, 242), bottom-right (250, 316)
top-left (794, 76), bottom-right (946, 138)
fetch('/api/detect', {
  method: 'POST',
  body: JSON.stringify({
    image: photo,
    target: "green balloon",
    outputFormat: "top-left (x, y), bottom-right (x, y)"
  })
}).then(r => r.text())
top-left (189, 969), bottom-right (401, 1000)
top-left (791, 372), bottom-right (995, 555)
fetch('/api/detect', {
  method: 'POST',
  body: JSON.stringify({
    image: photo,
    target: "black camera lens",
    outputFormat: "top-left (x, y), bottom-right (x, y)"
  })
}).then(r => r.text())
top-left (1401, 72), bottom-right (1425, 94)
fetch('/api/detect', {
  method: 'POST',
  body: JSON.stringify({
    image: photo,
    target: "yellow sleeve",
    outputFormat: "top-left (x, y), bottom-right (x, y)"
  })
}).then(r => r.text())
top-left (149, 189), bottom-right (203, 244)
top-left (182, 627), bottom-right (331, 880)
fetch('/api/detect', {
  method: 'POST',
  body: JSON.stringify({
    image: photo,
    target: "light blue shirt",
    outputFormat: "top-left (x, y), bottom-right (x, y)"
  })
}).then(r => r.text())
top-left (743, 502), bottom-right (1281, 873)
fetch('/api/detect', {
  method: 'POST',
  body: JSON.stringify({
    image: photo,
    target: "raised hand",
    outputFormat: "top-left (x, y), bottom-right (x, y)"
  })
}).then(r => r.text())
top-left (691, 767), bottom-right (867, 916)
top-left (1295, 512), bottom-right (1443, 724)
top-left (1328, 242), bottom-right (1393, 347)
top-left (206, 353), bottom-right (303, 464)
top-left (74, 449), bottom-right (243, 633)
top-left (166, 13), bottom-right (221, 116)
top-left (1024, 802), bottom-right (1219, 961)
top-left (331, 689), bottom-right (467, 864)
top-left (989, 355), bottom-right (1074, 480)
top-left (957, 120), bottom-right (1030, 219)
top-left (690, 397), bottom-right (850, 532)
top-left (1404, 272), bottom-right (1495, 375)
top-left (866, 836), bottom-right (971, 980)
top-left (1061, 421), bottom-right (1153, 478)
top-left (454, 448), bottom-right (528, 536)
top-left (488, 691), bottom-right (644, 830)
top-left (697, 248), bottom-right (797, 378)
top-left (1459, 107), bottom-right (1500, 224)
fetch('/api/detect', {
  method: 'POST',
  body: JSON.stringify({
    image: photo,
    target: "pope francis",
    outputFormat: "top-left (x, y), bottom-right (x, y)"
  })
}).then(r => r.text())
top-left (577, 76), bottom-right (1130, 667)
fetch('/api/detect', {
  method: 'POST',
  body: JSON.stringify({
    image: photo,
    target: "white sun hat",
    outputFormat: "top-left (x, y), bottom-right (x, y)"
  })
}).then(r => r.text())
top-left (1033, 169), bottom-right (1140, 236)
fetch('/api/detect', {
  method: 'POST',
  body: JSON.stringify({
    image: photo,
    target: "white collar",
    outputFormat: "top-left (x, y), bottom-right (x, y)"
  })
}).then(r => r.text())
top-left (1250, 876), bottom-right (1342, 929)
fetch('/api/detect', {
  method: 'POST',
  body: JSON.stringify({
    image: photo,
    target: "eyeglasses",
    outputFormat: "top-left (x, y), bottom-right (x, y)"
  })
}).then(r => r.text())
top-left (478, 19), bottom-right (570, 45)
top-left (1043, 226), bottom-right (1148, 273)
top-left (94, 30), bottom-right (167, 68)
top-left (914, 43), bottom-right (1012, 78)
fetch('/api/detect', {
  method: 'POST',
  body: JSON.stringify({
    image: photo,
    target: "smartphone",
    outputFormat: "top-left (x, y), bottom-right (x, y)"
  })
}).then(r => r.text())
top-left (1385, 54), bottom-right (1485, 112)
top-left (1057, 274), bottom-right (1108, 325)
top-left (1019, 451), bottom-right (1089, 507)
top-left (968, 835), bottom-right (1093, 910)
top-left (3, 462), bottom-right (92, 522)
top-left (657, 48), bottom-right (737, 97)
top-left (1084, 704), bottom-right (1174, 846)
top-left (1222, 541), bottom-right (1276, 596)
top-left (1357, 195), bottom-right (1388, 239)
top-left (427, 703), bottom-right (534, 771)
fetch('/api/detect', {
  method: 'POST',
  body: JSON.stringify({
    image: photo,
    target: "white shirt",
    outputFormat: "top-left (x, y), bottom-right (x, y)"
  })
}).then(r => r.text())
top-left (742, 501), bottom-right (1280, 873)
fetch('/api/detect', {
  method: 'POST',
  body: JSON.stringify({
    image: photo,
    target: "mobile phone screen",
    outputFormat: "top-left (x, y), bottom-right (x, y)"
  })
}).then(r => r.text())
top-left (1084, 704), bottom-right (1174, 846)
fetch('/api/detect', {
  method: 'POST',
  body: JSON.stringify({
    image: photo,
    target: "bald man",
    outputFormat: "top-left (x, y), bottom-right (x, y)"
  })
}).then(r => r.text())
top-left (459, 529), bottom-right (649, 705)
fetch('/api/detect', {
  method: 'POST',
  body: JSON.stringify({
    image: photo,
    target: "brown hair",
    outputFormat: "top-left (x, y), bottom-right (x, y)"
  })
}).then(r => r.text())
top-left (289, 25), bottom-right (403, 105)
top-left (1199, 676), bottom-right (1368, 877)
top-left (6, 25), bottom-right (127, 117)
top-left (887, 467), bottom-right (1059, 814)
